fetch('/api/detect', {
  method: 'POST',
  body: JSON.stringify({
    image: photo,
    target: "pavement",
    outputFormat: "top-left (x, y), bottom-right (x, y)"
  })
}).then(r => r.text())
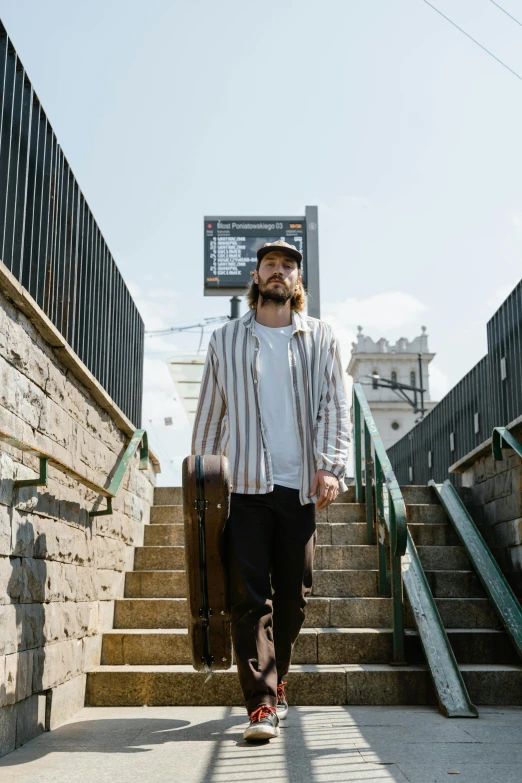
top-left (1, 705), bottom-right (522, 782)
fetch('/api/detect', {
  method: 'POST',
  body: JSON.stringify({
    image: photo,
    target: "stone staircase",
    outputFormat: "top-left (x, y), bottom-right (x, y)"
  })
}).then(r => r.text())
top-left (86, 485), bottom-right (522, 707)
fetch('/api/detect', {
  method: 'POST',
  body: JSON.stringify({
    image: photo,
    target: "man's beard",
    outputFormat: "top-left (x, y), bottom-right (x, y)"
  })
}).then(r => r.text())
top-left (258, 278), bottom-right (293, 305)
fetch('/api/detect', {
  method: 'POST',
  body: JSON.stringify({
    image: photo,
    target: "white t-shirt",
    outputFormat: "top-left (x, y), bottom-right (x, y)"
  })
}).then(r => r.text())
top-left (254, 321), bottom-right (302, 490)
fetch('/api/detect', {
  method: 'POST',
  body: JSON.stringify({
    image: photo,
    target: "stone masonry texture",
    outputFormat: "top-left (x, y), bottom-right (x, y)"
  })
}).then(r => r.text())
top-left (462, 420), bottom-right (522, 598)
top-left (0, 289), bottom-right (157, 757)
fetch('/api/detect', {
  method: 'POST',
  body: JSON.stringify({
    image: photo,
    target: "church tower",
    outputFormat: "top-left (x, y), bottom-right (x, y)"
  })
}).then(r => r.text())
top-left (347, 326), bottom-right (438, 450)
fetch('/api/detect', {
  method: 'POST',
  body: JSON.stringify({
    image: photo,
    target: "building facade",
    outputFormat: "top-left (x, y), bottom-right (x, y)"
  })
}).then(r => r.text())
top-left (167, 355), bottom-right (206, 425)
top-left (347, 326), bottom-right (438, 451)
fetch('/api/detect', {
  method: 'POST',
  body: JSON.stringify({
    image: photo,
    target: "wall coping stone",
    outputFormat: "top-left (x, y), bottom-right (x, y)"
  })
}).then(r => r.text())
top-left (0, 261), bottom-right (160, 473)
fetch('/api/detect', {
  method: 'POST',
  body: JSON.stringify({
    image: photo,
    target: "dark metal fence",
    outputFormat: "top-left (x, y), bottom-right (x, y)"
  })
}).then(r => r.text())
top-left (0, 22), bottom-right (143, 426)
top-left (389, 280), bottom-right (522, 485)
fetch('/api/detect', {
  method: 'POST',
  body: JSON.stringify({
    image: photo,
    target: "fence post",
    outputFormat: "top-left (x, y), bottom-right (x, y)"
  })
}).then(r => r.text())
top-left (354, 391), bottom-right (363, 503)
top-left (389, 500), bottom-right (406, 663)
top-left (364, 424), bottom-right (373, 544)
top-left (375, 456), bottom-right (388, 596)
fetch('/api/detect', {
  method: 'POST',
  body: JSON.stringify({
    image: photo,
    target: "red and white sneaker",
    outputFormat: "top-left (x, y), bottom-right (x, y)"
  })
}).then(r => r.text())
top-left (243, 705), bottom-right (280, 742)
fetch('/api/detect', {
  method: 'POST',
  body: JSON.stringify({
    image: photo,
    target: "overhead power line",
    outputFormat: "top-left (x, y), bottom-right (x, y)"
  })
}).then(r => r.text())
top-left (145, 315), bottom-right (229, 337)
top-left (490, 0), bottom-right (522, 29)
top-left (421, 0), bottom-right (522, 82)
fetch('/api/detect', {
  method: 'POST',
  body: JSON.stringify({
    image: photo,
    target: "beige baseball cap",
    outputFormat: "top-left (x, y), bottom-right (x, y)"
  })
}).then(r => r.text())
top-left (256, 240), bottom-right (302, 265)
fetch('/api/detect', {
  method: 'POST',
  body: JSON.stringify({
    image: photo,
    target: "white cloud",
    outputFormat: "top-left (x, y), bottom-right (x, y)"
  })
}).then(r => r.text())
top-left (324, 291), bottom-right (428, 332)
top-left (142, 355), bottom-right (192, 486)
top-left (509, 212), bottom-right (522, 233)
top-left (313, 196), bottom-right (372, 221)
top-left (128, 280), bottom-right (194, 485)
top-left (486, 281), bottom-right (519, 315)
top-left (145, 288), bottom-right (179, 300)
top-left (128, 280), bottom-right (179, 334)
top-left (322, 291), bottom-right (428, 368)
top-left (143, 356), bottom-right (180, 417)
top-left (428, 363), bottom-right (450, 402)
top-left (350, 195), bottom-right (371, 207)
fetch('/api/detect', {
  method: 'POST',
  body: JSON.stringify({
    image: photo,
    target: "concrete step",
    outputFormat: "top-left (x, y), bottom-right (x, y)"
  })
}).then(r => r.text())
top-left (405, 504), bottom-right (448, 524)
top-left (332, 486), bottom-right (440, 505)
top-left (312, 569), bottom-right (485, 599)
top-left (100, 627), bottom-right (517, 667)
top-left (154, 487), bottom-right (182, 506)
top-left (417, 546), bottom-right (470, 571)
top-left (114, 598), bottom-right (188, 629)
top-left (335, 486), bottom-right (438, 505)
top-left (99, 627), bottom-right (321, 666)
top-left (150, 505), bottom-right (184, 524)
top-left (145, 520), bottom-right (458, 548)
top-left (327, 503), bottom-right (447, 525)
top-left (144, 524), bottom-right (184, 547)
top-left (125, 570), bottom-right (186, 598)
top-left (131, 542), bottom-right (471, 576)
top-left (102, 629), bottom-right (192, 665)
top-left (319, 504), bottom-right (366, 524)
top-left (134, 546), bottom-right (186, 571)
top-left (406, 597), bottom-right (500, 630)
top-left (445, 629), bottom-right (518, 665)
top-left (305, 596), bottom-right (501, 630)
top-left (124, 567), bottom-right (484, 600)
top-left (424, 570), bottom-right (485, 599)
top-left (316, 522), bottom-right (366, 545)
top-left (317, 522), bottom-right (459, 547)
top-left (146, 519), bottom-right (458, 550)
top-left (401, 486), bottom-right (439, 505)
top-left (334, 487), bottom-right (356, 503)
top-left (152, 485), bottom-right (439, 509)
top-left (312, 570), bottom-right (378, 597)
top-left (315, 545), bottom-right (376, 570)
top-left (315, 545), bottom-right (470, 571)
top-left (86, 663), bottom-right (522, 707)
top-left (315, 627), bottom-right (516, 666)
top-left (408, 523), bottom-right (460, 546)
top-left (112, 596), bottom-right (500, 631)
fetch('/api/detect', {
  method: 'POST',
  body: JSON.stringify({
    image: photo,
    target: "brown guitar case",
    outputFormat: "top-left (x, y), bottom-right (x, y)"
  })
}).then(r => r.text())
top-left (182, 454), bottom-right (231, 671)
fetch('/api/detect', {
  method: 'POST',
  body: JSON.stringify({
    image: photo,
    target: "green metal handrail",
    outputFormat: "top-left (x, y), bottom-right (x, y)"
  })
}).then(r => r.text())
top-left (430, 479), bottom-right (522, 665)
top-left (353, 383), bottom-right (478, 717)
top-left (492, 426), bottom-right (522, 462)
top-left (91, 429), bottom-right (149, 516)
top-left (6, 427), bottom-right (149, 517)
top-left (353, 383), bottom-right (407, 663)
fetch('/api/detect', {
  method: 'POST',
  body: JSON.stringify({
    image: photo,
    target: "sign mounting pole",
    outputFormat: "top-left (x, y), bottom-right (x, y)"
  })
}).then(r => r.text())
top-left (305, 205), bottom-right (320, 319)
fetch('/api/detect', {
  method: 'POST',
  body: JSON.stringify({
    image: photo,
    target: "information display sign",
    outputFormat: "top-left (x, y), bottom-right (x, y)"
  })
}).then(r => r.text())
top-left (204, 216), bottom-right (307, 296)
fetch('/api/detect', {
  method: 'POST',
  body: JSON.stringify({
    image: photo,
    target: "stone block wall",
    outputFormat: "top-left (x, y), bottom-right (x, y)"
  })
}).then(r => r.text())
top-left (460, 422), bottom-right (522, 598)
top-left (0, 286), bottom-right (157, 757)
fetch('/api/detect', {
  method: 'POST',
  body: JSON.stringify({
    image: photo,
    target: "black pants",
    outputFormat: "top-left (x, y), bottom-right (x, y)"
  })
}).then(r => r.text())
top-left (226, 485), bottom-right (316, 714)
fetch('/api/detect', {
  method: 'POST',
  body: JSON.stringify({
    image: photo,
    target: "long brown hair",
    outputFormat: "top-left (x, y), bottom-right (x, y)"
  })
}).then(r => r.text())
top-left (246, 264), bottom-right (307, 311)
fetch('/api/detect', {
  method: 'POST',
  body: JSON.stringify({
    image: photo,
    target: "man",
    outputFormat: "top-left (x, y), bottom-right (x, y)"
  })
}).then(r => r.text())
top-left (192, 239), bottom-right (350, 741)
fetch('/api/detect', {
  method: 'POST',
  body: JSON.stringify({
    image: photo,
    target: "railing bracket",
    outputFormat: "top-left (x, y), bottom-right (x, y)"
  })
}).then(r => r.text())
top-left (90, 497), bottom-right (113, 518)
top-left (14, 456), bottom-right (48, 489)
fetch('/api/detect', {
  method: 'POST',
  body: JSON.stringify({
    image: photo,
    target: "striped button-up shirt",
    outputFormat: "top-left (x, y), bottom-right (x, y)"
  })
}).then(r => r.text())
top-left (192, 308), bottom-right (350, 505)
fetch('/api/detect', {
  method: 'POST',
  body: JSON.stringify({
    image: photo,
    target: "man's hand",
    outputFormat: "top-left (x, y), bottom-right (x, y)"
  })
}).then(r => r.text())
top-left (310, 469), bottom-right (339, 510)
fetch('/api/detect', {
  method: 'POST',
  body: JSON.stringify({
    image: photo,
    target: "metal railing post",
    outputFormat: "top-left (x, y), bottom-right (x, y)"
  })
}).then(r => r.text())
top-left (375, 456), bottom-right (388, 596)
top-left (353, 391), bottom-right (363, 503)
top-left (364, 424), bottom-right (374, 544)
top-left (389, 500), bottom-right (406, 663)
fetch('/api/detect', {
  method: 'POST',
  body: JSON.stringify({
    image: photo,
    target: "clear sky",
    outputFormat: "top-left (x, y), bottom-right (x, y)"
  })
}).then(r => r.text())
top-left (1, 0), bottom-right (521, 483)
